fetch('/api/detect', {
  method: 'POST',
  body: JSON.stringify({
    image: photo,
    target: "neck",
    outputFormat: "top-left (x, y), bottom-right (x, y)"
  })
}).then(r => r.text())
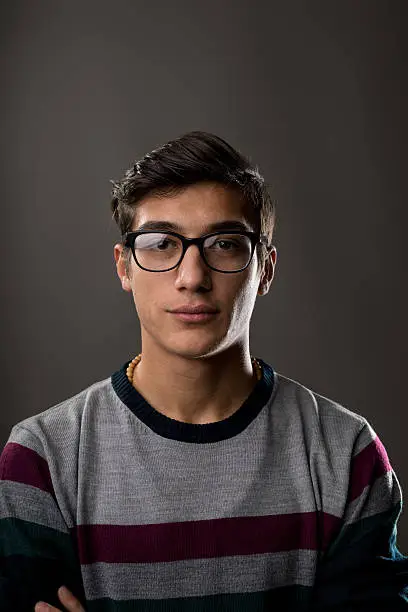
top-left (129, 347), bottom-right (259, 424)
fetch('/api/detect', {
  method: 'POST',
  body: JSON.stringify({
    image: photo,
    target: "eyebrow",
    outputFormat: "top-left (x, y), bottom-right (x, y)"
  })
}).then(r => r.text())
top-left (135, 220), bottom-right (253, 233)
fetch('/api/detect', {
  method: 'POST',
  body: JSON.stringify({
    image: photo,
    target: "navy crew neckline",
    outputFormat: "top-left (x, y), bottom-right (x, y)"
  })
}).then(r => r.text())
top-left (111, 357), bottom-right (276, 443)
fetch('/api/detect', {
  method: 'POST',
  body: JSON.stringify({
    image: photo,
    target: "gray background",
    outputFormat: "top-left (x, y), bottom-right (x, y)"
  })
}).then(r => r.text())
top-left (1, 1), bottom-right (407, 549)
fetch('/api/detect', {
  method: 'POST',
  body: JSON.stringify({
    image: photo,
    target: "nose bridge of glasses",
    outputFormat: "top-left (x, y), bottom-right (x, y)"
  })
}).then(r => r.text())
top-left (180, 235), bottom-right (207, 264)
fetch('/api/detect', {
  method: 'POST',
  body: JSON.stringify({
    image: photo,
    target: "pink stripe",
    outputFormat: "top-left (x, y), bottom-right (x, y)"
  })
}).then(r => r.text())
top-left (348, 435), bottom-right (392, 502)
top-left (0, 442), bottom-right (55, 497)
top-left (75, 511), bottom-right (341, 564)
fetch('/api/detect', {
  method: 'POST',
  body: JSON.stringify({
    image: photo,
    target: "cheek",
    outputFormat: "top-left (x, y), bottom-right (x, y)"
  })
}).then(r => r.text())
top-left (130, 280), bottom-right (156, 318)
top-left (131, 279), bottom-right (172, 327)
top-left (228, 275), bottom-right (259, 320)
top-left (231, 291), bottom-right (253, 321)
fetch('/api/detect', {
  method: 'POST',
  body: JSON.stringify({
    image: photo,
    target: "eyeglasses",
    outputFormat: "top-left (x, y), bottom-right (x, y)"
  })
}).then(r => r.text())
top-left (122, 230), bottom-right (273, 273)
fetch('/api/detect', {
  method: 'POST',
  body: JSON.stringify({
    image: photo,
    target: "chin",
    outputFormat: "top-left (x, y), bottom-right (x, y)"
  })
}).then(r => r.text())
top-left (166, 339), bottom-right (226, 360)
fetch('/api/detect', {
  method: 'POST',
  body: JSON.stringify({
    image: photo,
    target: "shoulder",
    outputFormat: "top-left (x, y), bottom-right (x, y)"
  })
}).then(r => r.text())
top-left (7, 375), bottom-right (115, 454)
top-left (271, 370), bottom-right (395, 517)
top-left (275, 370), bottom-right (367, 424)
top-left (273, 370), bottom-right (374, 453)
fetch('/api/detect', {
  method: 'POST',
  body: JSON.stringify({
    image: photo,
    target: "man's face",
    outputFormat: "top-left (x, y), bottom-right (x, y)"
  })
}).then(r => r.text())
top-left (114, 181), bottom-right (276, 360)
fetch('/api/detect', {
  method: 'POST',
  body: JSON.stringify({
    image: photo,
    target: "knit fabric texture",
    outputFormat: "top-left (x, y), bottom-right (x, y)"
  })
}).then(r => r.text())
top-left (1, 357), bottom-right (408, 610)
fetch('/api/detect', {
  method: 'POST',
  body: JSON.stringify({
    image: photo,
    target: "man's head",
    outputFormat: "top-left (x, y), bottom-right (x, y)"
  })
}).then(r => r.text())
top-left (112, 131), bottom-right (277, 360)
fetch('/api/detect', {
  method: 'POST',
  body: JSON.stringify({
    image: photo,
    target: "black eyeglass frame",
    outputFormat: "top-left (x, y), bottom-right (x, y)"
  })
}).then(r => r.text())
top-left (122, 230), bottom-right (274, 273)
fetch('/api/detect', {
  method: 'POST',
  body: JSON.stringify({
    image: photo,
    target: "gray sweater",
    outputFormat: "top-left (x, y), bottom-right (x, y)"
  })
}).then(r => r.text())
top-left (1, 357), bottom-right (407, 610)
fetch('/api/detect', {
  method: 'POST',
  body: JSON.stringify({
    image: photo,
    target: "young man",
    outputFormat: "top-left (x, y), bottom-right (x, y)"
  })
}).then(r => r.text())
top-left (1, 131), bottom-right (407, 611)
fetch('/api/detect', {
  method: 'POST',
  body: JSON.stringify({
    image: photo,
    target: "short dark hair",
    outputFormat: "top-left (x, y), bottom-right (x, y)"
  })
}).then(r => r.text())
top-left (110, 130), bottom-right (276, 277)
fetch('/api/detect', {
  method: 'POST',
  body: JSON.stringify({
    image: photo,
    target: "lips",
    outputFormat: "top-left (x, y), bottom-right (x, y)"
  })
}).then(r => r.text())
top-left (171, 305), bottom-right (218, 314)
top-left (172, 312), bottom-right (218, 322)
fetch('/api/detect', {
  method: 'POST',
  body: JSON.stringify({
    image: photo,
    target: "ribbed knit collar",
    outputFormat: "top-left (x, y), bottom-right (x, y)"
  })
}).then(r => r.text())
top-left (111, 357), bottom-right (276, 443)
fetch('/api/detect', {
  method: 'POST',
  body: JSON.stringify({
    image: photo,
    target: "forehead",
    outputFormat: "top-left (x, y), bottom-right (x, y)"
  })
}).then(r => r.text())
top-left (131, 182), bottom-right (258, 232)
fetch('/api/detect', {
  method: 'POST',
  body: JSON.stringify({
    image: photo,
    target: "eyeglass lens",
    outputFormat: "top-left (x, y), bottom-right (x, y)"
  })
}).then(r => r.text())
top-left (133, 232), bottom-right (252, 271)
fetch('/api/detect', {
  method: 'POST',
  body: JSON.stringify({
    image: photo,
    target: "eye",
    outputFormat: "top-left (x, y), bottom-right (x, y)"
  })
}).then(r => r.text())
top-left (214, 239), bottom-right (237, 250)
top-left (156, 237), bottom-right (178, 250)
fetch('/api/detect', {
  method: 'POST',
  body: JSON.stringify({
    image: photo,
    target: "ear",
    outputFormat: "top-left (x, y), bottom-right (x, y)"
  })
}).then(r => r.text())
top-left (114, 244), bottom-right (132, 292)
top-left (257, 247), bottom-right (277, 296)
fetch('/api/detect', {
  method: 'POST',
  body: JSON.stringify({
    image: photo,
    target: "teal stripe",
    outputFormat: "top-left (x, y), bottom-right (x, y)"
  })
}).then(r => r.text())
top-left (324, 503), bottom-right (404, 560)
top-left (312, 503), bottom-right (408, 609)
top-left (0, 517), bottom-right (86, 608)
top-left (87, 584), bottom-right (313, 611)
top-left (0, 516), bottom-right (75, 562)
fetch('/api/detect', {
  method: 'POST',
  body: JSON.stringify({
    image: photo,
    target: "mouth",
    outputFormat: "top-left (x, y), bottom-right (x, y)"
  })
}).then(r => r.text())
top-left (171, 312), bottom-right (218, 323)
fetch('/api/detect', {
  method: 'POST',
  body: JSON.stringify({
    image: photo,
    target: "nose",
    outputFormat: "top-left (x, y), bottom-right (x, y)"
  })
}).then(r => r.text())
top-left (174, 243), bottom-right (212, 290)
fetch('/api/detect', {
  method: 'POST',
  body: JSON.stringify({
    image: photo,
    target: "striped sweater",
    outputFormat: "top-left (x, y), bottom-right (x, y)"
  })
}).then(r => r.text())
top-left (1, 357), bottom-right (408, 611)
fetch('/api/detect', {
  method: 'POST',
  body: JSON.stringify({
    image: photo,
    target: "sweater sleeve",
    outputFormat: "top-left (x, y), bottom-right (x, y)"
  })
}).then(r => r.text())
top-left (311, 421), bottom-right (408, 611)
top-left (0, 424), bottom-right (86, 611)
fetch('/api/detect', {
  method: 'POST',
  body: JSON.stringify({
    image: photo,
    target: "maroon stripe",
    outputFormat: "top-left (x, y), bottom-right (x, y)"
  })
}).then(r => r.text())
top-left (0, 442), bottom-right (55, 497)
top-left (76, 511), bottom-right (341, 564)
top-left (348, 435), bottom-right (392, 503)
top-left (320, 511), bottom-right (342, 550)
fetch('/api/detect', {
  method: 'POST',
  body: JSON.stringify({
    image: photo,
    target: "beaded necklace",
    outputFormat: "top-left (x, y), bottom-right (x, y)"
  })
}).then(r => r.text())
top-left (126, 353), bottom-right (262, 385)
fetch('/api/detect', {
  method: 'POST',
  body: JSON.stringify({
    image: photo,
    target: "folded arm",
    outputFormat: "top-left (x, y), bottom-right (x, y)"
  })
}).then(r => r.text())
top-left (312, 423), bottom-right (408, 610)
top-left (0, 425), bottom-right (86, 611)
